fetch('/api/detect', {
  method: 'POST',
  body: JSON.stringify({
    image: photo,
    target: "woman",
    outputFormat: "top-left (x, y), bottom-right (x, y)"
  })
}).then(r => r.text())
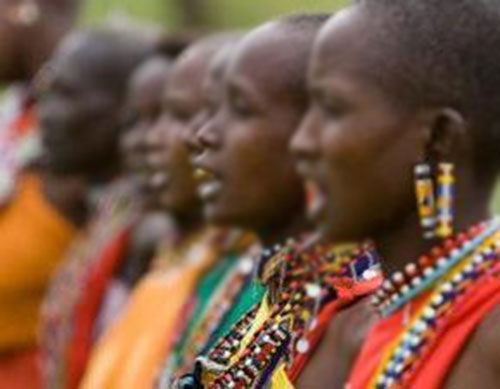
top-left (292, 1), bottom-right (500, 388)
top-left (175, 13), bottom-right (381, 389)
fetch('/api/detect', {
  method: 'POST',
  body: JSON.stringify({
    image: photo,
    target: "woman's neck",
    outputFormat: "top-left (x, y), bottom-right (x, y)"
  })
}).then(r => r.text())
top-left (375, 186), bottom-right (492, 275)
top-left (173, 209), bottom-right (205, 246)
top-left (258, 211), bottom-right (311, 249)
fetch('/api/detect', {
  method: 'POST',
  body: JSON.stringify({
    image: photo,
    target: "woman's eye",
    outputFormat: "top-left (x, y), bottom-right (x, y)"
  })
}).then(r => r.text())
top-left (205, 99), bottom-right (219, 117)
top-left (170, 109), bottom-right (192, 122)
top-left (231, 96), bottom-right (253, 118)
top-left (321, 99), bottom-right (345, 118)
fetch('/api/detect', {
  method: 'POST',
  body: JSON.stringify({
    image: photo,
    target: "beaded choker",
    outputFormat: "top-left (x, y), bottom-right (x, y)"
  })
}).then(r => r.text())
top-left (371, 218), bottom-right (500, 389)
top-left (186, 238), bottom-right (382, 389)
top-left (372, 219), bottom-right (499, 317)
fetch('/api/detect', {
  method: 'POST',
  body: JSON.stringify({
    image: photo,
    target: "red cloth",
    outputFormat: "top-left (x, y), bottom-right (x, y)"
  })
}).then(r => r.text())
top-left (66, 228), bottom-right (131, 389)
top-left (289, 275), bottom-right (383, 382)
top-left (348, 266), bottom-right (500, 389)
top-left (0, 348), bottom-right (42, 389)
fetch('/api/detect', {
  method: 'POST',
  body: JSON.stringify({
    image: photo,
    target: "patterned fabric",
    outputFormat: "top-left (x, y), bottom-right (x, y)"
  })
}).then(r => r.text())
top-left (41, 180), bottom-right (140, 389)
top-left (80, 229), bottom-right (253, 389)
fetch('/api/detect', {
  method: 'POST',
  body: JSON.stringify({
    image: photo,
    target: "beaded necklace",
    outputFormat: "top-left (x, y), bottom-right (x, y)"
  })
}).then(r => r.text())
top-left (159, 250), bottom-right (259, 386)
top-left (371, 219), bottom-right (500, 389)
top-left (191, 239), bottom-right (382, 389)
top-left (372, 219), bottom-right (499, 317)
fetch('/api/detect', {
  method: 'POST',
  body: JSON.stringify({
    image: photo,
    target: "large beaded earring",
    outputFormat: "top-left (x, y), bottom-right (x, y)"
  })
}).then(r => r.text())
top-left (414, 163), bottom-right (437, 239)
top-left (435, 162), bottom-right (455, 238)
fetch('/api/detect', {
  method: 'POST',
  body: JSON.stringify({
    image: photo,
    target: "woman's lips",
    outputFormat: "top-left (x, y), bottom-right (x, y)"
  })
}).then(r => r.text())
top-left (305, 179), bottom-right (327, 222)
top-left (148, 171), bottom-right (170, 190)
top-left (193, 167), bottom-right (222, 201)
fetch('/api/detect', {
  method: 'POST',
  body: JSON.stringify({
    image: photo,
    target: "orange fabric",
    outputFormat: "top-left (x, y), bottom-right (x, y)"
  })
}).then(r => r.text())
top-left (67, 229), bottom-right (132, 389)
top-left (348, 269), bottom-right (500, 389)
top-left (0, 348), bottom-right (42, 389)
top-left (80, 243), bottom-right (217, 389)
top-left (0, 174), bottom-right (76, 351)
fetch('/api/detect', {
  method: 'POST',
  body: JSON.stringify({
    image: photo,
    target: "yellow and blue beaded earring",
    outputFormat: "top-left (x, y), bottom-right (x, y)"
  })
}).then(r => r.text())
top-left (414, 163), bottom-right (437, 239)
top-left (435, 163), bottom-right (455, 238)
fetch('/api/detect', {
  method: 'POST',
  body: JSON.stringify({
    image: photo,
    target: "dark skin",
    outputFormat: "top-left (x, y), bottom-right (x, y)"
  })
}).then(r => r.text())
top-left (193, 22), bottom-right (309, 247)
top-left (140, 41), bottom-right (223, 235)
top-left (292, 6), bottom-right (499, 388)
top-left (0, 0), bottom-right (79, 82)
top-left (119, 56), bottom-right (177, 286)
top-left (121, 56), bottom-right (173, 203)
top-left (38, 32), bottom-right (124, 182)
top-left (37, 30), bottom-right (152, 226)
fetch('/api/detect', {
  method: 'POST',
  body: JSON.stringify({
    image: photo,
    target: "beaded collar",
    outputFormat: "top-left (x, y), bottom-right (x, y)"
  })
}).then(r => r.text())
top-left (183, 237), bottom-right (382, 389)
top-left (372, 218), bottom-right (499, 317)
top-left (370, 218), bottom-right (500, 389)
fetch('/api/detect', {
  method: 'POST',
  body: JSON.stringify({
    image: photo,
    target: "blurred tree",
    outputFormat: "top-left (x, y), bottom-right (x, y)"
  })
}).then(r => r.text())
top-left (83, 0), bottom-right (349, 29)
top-left (175, 0), bottom-right (208, 27)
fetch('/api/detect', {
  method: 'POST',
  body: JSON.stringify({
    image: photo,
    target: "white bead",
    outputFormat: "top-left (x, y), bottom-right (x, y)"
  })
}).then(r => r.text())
top-left (410, 335), bottom-right (421, 347)
top-left (363, 269), bottom-right (379, 280)
top-left (423, 307), bottom-right (436, 319)
top-left (405, 263), bottom-right (418, 275)
top-left (393, 272), bottom-right (405, 284)
top-left (296, 338), bottom-right (310, 354)
top-left (423, 267), bottom-right (435, 278)
top-left (431, 294), bottom-right (444, 306)
top-left (305, 283), bottom-right (321, 298)
top-left (473, 255), bottom-right (483, 264)
top-left (452, 273), bottom-right (464, 284)
top-left (442, 283), bottom-right (453, 293)
top-left (414, 320), bottom-right (427, 333)
top-left (239, 258), bottom-right (254, 274)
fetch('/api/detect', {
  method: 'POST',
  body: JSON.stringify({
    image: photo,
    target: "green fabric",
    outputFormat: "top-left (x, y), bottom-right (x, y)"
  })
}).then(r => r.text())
top-left (206, 275), bottom-right (266, 350)
top-left (167, 253), bottom-right (266, 378)
top-left (174, 253), bottom-right (237, 360)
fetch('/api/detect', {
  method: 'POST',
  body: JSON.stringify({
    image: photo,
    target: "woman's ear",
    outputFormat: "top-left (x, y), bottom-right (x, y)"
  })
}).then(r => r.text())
top-left (422, 108), bottom-right (468, 163)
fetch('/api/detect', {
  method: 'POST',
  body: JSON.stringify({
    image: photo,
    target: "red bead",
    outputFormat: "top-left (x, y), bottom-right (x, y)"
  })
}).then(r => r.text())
top-left (431, 247), bottom-right (443, 259)
top-left (457, 233), bottom-right (467, 245)
top-left (444, 239), bottom-right (456, 251)
top-left (418, 255), bottom-right (432, 267)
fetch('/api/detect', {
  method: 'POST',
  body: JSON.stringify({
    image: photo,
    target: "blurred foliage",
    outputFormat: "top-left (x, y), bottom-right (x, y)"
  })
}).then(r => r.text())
top-left (82, 0), bottom-right (349, 29)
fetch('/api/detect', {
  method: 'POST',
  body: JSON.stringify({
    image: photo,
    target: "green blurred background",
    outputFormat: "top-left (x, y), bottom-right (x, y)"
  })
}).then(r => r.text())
top-left (81, 0), bottom-right (500, 212)
top-left (82, 0), bottom-right (348, 29)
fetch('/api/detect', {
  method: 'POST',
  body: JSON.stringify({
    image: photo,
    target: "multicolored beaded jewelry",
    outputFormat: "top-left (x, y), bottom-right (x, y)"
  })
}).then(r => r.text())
top-left (372, 218), bottom-right (500, 317)
top-left (191, 239), bottom-right (382, 389)
top-left (413, 162), bottom-right (455, 240)
top-left (371, 219), bottom-right (500, 389)
top-left (158, 252), bottom-right (258, 386)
